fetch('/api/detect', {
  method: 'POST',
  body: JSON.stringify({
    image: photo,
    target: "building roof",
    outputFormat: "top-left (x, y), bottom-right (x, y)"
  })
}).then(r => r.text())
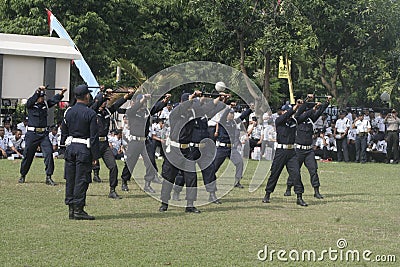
top-left (0, 33), bottom-right (81, 60)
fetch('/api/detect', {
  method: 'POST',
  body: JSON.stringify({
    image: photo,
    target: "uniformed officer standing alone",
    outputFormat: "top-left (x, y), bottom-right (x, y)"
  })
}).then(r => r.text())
top-left (61, 85), bottom-right (100, 220)
top-left (18, 85), bottom-right (67, 185)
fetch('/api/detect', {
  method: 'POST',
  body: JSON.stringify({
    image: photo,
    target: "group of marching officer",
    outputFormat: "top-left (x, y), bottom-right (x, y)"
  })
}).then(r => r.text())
top-left (17, 83), bottom-right (329, 220)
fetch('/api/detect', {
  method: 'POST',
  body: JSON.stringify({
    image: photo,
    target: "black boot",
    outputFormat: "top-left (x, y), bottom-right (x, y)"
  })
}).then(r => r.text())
top-left (121, 180), bottom-right (129, 191)
top-left (314, 187), bottom-right (324, 199)
top-left (152, 176), bottom-right (163, 184)
top-left (284, 185), bottom-right (292, 196)
top-left (18, 175), bottom-right (25, 183)
top-left (108, 187), bottom-right (122, 199)
top-left (68, 205), bottom-right (74, 219)
top-left (73, 206), bottom-right (95, 220)
top-left (144, 181), bottom-right (156, 193)
top-left (159, 202), bottom-right (168, 212)
top-left (185, 200), bottom-right (201, 213)
top-left (262, 193), bottom-right (270, 203)
top-left (209, 192), bottom-right (222, 204)
top-left (234, 179), bottom-right (244, 189)
top-left (93, 170), bottom-right (102, 183)
top-left (45, 175), bottom-right (56, 186)
top-left (296, 194), bottom-right (308, 206)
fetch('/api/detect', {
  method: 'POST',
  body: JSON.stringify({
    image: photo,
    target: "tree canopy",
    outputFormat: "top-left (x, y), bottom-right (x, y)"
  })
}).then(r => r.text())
top-left (1, 0), bottom-right (400, 109)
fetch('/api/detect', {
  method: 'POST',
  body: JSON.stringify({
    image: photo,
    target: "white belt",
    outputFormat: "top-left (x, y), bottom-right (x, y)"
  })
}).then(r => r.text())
top-left (27, 126), bottom-right (47, 132)
top-left (216, 141), bottom-right (232, 148)
top-left (128, 135), bottom-right (147, 142)
top-left (65, 137), bottom-right (91, 148)
top-left (276, 144), bottom-right (295, 149)
top-left (169, 140), bottom-right (190, 149)
top-left (190, 142), bottom-right (206, 148)
top-left (295, 144), bottom-right (312, 150)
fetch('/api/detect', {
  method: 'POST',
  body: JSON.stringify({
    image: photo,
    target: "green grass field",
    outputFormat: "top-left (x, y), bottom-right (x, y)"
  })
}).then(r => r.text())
top-left (0, 158), bottom-right (399, 266)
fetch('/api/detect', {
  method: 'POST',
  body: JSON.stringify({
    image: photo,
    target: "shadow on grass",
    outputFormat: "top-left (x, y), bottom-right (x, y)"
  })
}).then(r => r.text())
top-left (95, 211), bottom-right (188, 220)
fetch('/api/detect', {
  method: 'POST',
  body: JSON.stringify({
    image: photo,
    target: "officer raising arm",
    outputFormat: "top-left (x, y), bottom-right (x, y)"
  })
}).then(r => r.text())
top-left (61, 85), bottom-right (100, 220)
top-left (18, 85), bottom-right (67, 185)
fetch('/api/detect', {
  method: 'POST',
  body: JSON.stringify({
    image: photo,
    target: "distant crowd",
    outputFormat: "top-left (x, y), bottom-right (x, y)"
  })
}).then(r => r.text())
top-left (1, 101), bottom-right (400, 165)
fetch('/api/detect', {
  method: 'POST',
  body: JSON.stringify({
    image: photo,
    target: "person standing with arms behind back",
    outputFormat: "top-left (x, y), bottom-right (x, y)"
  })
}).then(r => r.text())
top-left (61, 85), bottom-right (100, 220)
top-left (18, 85), bottom-right (67, 185)
top-left (384, 109), bottom-right (400, 164)
top-left (334, 110), bottom-right (351, 162)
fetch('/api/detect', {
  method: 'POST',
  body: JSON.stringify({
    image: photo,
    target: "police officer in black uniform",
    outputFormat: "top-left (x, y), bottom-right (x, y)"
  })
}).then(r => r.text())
top-left (90, 88), bottom-right (135, 199)
top-left (284, 96), bottom-right (332, 199)
top-left (172, 92), bottom-right (226, 204)
top-left (159, 91), bottom-right (227, 212)
top-left (214, 106), bottom-right (252, 188)
top-left (18, 85), bottom-right (67, 185)
top-left (120, 93), bottom-right (171, 193)
top-left (61, 85), bottom-right (100, 220)
top-left (262, 99), bottom-right (308, 206)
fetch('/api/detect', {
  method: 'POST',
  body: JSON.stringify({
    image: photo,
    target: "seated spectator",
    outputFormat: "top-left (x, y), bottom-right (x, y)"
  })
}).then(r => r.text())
top-left (17, 117), bottom-right (28, 135)
top-left (367, 139), bottom-right (387, 163)
top-left (0, 126), bottom-right (8, 159)
top-left (48, 126), bottom-right (59, 153)
top-left (7, 129), bottom-right (25, 158)
top-left (314, 130), bottom-right (330, 159)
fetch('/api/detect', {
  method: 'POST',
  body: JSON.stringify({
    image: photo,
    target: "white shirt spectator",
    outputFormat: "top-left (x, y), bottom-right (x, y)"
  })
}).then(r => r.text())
top-left (48, 132), bottom-right (59, 146)
top-left (335, 117), bottom-right (351, 133)
top-left (263, 124), bottom-right (276, 142)
top-left (372, 114), bottom-right (386, 132)
top-left (109, 136), bottom-right (127, 152)
top-left (315, 135), bottom-right (330, 149)
top-left (17, 122), bottom-right (28, 135)
top-left (8, 135), bottom-right (25, 150)
top-left (0, 135), bottom-right (8, 151)
top-left (159, 106), bottom-right (172, 120)
top-left (347, 128), bottom-right (357, 141)
top-left (249, 124), bottom-right (263, 139)
top-left (354, 119), bottom-right (371, 134)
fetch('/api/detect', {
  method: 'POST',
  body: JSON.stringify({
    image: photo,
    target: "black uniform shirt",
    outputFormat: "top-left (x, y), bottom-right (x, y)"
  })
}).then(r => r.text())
top-left (61, 102), bottom-right (100, 160)
top-left (169, 100), bottom-right (195, 143)
top-left (295, 101), bottom-right (329, 146)
top-left (91, 96), bottom-right (127, 137)
top-left (26, 91), bottom-right (63, 128)
top-left (217, 107), bottom-right (252, 145)
top-left (275, 107), bottom-right (299, 145)
top-left (127, 99), bottom-right (166, 138)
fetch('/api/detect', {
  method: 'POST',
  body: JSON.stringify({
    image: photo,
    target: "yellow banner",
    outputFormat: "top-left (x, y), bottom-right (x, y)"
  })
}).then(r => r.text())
top-left (278, 56), bottom-right (289, 79)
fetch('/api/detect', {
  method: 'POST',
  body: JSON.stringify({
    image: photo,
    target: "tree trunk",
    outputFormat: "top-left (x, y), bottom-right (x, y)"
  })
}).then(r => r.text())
top-left (263, 52), bottom-right (271, 101)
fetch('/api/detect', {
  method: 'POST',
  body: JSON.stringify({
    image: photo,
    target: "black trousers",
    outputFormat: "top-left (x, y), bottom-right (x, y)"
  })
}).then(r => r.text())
top-left (265, 148), bottom-right (304, 194)
top-left (386, 131), bottom-right (399, 161)
top-left (249, 138), bottom-right (261, 159)
top-left (121, 140), bottom-right (156, 182)
top-left (355, 135), bottom-right (368, 163)
top-left (20, 131), bottom-right (54, 176)
top-left (64, 144), bottom-right (92, 207)
top-left (174, 146), bottom-right (217, 193)
top-left (160, 147), bottom-right (197, 203)
top-left (336, 136), bottom-right (349, 162)
top-left (213, 146), bottom-right (243, 181)
top-left (287, 148), bottom-right (320, 188)
top-left (92, 141), bottom-right (118, 188)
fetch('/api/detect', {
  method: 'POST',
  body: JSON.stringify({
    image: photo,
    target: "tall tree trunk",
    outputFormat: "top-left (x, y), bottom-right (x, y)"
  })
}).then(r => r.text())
top-left (263, 52), bottom-right (271, 101)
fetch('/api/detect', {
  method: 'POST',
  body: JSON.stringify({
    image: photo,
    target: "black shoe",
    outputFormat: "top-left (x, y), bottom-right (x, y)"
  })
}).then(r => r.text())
top-left (172, 191), bottom-right (181, 201)
top-left (121, 180), bottom-right (129, 191)
top-left (18, 176), bottom-right (25, 183)
top-left (73, 206), bottom-right (95, 220)
top-left (208, 192), bottom-right (222, 204)
top-left (314, 187), bottom-right (324, 199)
top-left (262, 193), bottom-right (270, 203)
top-left (152, 176), bottom-right (163, 184)
top-left (159, 203), bottom-right (168, 212)
top-left (234, 182), bottom-right (244, 189)
top-left (144, 181), bottom-right (156, 193)
top-left (185, 207), bottom-right (201, 213)
top-left (45, 175), bottom-right (56, 186)
top-left (109, 189), bottom-right (122, 199)
top-left (68, 205), bottom-right (74, 220)
top-left (296, 194), bottom-right (308, 206)
top-left (93, 175), bottom-right (102, 183)
top-left (283, 185), bottom-right (292, 196)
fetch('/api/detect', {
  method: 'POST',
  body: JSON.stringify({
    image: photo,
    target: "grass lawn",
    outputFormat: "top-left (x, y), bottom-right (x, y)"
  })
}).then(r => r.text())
top-left (0, 158), bottom-right (399, 266)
